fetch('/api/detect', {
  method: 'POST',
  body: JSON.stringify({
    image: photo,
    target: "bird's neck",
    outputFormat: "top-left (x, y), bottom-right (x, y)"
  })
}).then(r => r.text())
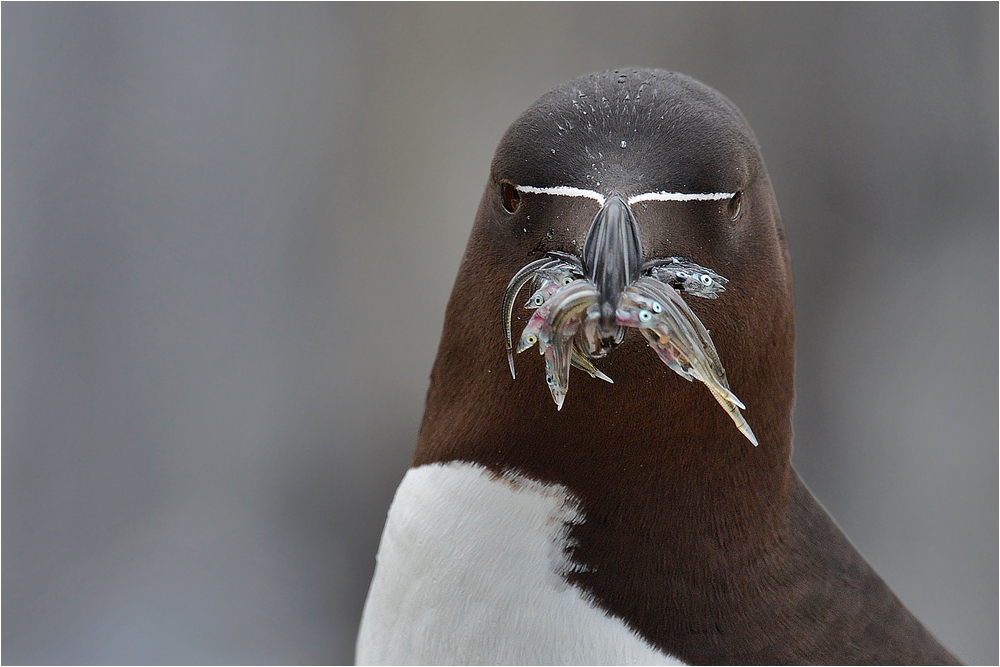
top-left (410, 264), bottom-right (804, 658)
top-left (413, 291), bottom-right (797, 558)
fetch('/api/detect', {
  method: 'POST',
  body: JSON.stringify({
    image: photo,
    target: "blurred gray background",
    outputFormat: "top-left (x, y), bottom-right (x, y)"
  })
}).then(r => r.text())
top-left (3, 4), bottom-right (996, 664)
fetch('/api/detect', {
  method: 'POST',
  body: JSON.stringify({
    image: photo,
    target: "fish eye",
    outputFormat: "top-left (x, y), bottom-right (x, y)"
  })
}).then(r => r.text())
top-left (500, 181), bottom-right (521, 214)
top-left (727, 190), bottom-right (742, 221)
top-left (700, 274), bottom-right (713, 286)
top-left (526, 334), bottom-right (537, 344)
top-left (562, 276), bottom-right (574, 285)
top-left (676, 271), bottom-right (688, 280)
top-left (639, 310), bottom-right (652, 323)
top-left (545, 373), bottom-right (555, 385)
top-left (651, 302), bottom-right (662, 313)
top-left (531, 294), bottom-right (544, 306)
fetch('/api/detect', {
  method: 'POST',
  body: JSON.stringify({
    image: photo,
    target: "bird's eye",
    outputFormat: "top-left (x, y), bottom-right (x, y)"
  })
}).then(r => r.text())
top-left (500, 182), bottom-right (520, 214)
top-left (651, 302), bottom-right (663, 313)
top-left (727, 190), bottom-right (742, 222)
top-left (638, 310), bottom-right (652, 323)
top-left (699, 274), bottom-right (713, 286)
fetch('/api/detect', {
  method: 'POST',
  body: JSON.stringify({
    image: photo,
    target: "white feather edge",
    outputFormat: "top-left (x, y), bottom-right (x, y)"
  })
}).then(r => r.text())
top-left (356, 461), bottom-right (685, 665)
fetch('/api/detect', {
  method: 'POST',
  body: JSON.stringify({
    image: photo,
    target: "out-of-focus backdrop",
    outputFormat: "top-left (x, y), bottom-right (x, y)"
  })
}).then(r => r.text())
top-left (3, 4), bottom-right (996, 664)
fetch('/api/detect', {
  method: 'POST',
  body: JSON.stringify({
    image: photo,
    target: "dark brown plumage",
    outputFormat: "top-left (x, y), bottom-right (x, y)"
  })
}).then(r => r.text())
top-left (411, 69), bottom-right (959, 665)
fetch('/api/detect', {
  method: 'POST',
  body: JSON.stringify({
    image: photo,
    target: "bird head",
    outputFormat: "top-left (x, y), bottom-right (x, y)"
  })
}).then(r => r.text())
top-left (416, 69), bottom-right (794, 476)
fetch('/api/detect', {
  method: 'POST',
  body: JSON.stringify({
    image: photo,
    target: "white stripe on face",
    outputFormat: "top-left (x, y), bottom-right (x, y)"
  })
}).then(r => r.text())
top-left (627, 191), bottom-right (735, 205)
top-left (512, 185), bottom-right (735, 208)
top-left (514, 185), bottom-right (607, 206)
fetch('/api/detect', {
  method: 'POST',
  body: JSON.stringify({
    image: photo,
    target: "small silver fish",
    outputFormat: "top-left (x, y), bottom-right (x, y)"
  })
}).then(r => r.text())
top-left (503, 257), bottom-right (579, 378)
top-left (616, 277), bottom-right (756, 446)
top-left (645, 257), bottom-right (728, 299)
top-left (518, 286), bottom-right (613, 385)
top-left (543, 283), bottom-right (599, 409)
top-left (513, 261), bottom-right (611, 386)
top-left (503, 251), bottom-right (753, 445)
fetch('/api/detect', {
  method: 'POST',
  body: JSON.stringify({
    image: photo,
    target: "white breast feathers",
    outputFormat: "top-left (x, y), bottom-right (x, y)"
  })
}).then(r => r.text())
top-left (355, 461), bottom-right (684, 665)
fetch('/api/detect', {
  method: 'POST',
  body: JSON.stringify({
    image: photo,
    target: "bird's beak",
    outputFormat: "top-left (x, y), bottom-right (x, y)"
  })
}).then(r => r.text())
top-left (582, 194), bottom-right (643, 349)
